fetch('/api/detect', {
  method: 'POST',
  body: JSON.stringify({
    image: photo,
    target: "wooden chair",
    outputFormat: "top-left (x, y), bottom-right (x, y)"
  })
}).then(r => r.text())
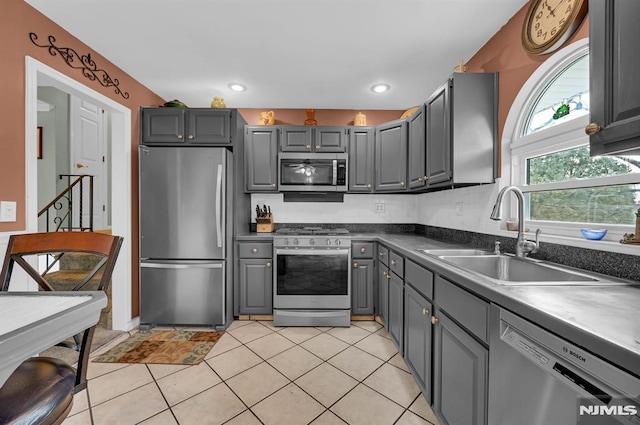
top-left (0, 232), bottom-right (123, 425)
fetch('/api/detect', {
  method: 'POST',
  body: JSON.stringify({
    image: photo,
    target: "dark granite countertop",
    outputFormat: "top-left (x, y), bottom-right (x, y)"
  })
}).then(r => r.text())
top-left (236, 232), bottom-right (640, 377)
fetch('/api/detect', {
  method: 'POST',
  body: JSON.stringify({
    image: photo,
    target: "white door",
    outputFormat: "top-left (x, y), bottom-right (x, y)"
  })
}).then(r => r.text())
top-left (70, 96), bottom-right (108, 231)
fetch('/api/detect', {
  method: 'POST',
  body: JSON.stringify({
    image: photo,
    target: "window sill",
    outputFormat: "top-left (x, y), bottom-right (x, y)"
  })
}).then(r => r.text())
top-left (494, 229), bottom-right (640, 257)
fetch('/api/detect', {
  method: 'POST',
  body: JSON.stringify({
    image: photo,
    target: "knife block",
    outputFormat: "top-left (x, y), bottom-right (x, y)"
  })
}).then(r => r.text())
top-left (256, 214), bottom-right (274, 233)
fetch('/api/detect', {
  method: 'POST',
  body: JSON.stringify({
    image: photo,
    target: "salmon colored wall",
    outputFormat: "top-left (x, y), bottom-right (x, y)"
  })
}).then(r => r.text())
top-left (465, 2), bottom-right (589, 167)
top-left (0, 0), bottom-right (165, 317)
top-left (238, 109), bottom-right (406, 127)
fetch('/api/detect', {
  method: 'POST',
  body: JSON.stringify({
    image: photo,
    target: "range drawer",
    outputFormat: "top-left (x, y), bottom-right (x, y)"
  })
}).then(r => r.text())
top-left (389, 251), bottom-right (404, 278)
top-left (435, 275), bottom-right (489, 342)
top-left (405, 260), bottom-right (433, 300)
top-left (378, 245), bottom-right (389, 266)
top-left (352, 242), bottom-right (375, 259)
top-left (238, 242), bottom-right (273, 258)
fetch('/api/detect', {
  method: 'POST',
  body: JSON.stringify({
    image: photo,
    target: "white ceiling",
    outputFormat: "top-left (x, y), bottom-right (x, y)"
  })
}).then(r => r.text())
top-left (26, 0), bottom-right (529, 110)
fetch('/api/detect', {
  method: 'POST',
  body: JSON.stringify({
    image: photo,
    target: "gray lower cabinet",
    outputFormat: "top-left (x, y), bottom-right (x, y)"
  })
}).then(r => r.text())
top-left (404, 285), bottom-right (433, 401)
top-left (348, 127), bottom-right (375, 192)
top-left (351, 242), bottom-right (375, 315)
top-left (237, 242), bottom-right (273, 315)
top-left (432, 310), bottom-right (488, 425)
top-left (388, 270), bottom-right (404, 353)
top-left (244, 126), bottom-right (279, 192)
top-left (375, 120), bottom-right (408, 191)
top-left (589, 0), bottom-right (640, 155)
top-left (378, 264), bottom-right (389, 327)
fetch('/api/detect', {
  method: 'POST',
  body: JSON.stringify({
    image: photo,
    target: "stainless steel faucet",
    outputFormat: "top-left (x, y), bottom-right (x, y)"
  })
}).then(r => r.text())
top-left (490, 185), bottom-right (541, 257)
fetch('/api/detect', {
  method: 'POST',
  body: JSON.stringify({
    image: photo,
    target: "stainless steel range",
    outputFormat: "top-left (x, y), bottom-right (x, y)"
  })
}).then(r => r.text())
top-left (273, 227), bottom-right (351, 327)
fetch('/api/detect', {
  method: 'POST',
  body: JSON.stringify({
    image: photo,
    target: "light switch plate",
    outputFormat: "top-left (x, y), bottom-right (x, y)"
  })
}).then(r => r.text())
top-left (0, 201), bottom-right (17, 222)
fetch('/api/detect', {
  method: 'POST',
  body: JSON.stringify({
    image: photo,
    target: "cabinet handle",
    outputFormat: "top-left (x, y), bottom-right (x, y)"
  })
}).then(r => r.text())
top-left (431, 316), bottom-right (439, 325)
top-left (271, 183), bottom-right (277, 187)
top-left (383, 270), bottom-right (388, 276)
top-left (391, 259), bottom-right (396, 266)
top-left (316, 145), bottom-right (321, 150)
top-left (360, 247), bottom-right (366, 253)
top-left (400, 181), bottom-right (405, 187)
top-left (251, 248), bottom-right (258, 254)
top-left (367, 184), bottom-right (371, 189)
top-left (353, 262), bottom-right (359, 268)
top-left (585, 123), bottom-right (602, 135)
top-left (422, 308), bottom-right (429, 316)
top-left (306, 144), bottom-right (311, 149)
top-left (379, 252), bottom-right (385, 258)
top-left (423, 176), bottom-right (428, 181)
top-left (266, 262), bottom-right (271, 268)
top-left (188, 134), bottom-right (194, 140)
top-left (177, 134), bottom-right (183, 140)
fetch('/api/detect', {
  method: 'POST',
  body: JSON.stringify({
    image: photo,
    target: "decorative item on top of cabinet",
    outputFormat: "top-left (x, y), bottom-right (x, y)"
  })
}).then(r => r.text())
top-left (589, 0), bottom-right (640, 155)
top-left (354, 112), bottom-right (367, 126)
top-left (453, 60), bottom-right (468, 72)
top-left (259, 111), bottom-right (275, 125)
top-left (210, 97), bottom-right (226, 108)
top-left (304, 109), bottom-right (318, 126)
top-left (400, 106), bottom-right (419, 119)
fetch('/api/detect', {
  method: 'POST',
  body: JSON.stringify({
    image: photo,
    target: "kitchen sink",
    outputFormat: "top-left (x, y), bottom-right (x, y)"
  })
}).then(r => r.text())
top-left (416, 248), bottom-right (492, 257)
top-left (438, 255), bottom-right (617, 285)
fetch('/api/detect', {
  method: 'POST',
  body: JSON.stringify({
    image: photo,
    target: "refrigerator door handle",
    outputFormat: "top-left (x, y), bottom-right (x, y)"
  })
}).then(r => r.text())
top-left (215, 163), bottom-right (223, 248)
top-left (141, 262), bottom-right (223, 269)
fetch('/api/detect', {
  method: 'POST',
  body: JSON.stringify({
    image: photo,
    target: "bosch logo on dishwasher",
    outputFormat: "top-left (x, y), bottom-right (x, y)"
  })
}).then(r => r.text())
top-left (563, 346), bottom-right (587, 363)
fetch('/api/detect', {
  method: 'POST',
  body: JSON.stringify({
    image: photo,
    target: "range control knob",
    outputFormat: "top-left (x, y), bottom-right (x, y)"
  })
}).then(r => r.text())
top-left (309, 239), bottom-right (315, 246)
top-left (335, 239), bottom-right (342, 246)
top-left (325, 239), bottom-right (332, 246)
top-left (283, 238), bottom-right (289, 246)
top-left (293, 238), bottom-right (299, 246)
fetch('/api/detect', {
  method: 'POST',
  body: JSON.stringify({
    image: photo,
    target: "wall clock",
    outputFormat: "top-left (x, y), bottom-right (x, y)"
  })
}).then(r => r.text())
top-left (521, 0), bottom-right (588, 55)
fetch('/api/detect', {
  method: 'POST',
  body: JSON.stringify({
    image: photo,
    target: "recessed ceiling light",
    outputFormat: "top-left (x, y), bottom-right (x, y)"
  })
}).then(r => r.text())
top-left (371, 83), bottom-right (390, 93)
top-left (228, 83), bottom-right (247, 92)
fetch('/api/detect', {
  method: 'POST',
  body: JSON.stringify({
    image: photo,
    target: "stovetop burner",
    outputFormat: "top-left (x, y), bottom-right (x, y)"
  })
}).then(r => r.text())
top-left (275, 227), bottom-right (350, 236)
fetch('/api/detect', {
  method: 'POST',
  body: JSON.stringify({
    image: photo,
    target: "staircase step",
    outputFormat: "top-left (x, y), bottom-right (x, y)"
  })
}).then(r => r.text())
top-left (59, 253), bottom-right (102, 271)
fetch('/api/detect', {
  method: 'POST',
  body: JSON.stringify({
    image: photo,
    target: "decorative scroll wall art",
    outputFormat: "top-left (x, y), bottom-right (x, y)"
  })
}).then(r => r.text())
top-left (29, 32), bottom-right (130, 99)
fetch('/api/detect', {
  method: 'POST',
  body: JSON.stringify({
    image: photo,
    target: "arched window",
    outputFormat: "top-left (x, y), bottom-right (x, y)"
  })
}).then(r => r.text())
top-left (509, 40), bottom-right (640, 241)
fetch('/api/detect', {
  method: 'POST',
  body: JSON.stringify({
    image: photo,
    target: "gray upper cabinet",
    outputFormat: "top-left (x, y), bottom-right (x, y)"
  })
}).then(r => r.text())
top-left (407, 105), bottom-right (428, 189)
top-left (425, 73), bottom-right (497, 188)
top-left (589, 0), bottom-right (640, 155)
top-left (244, 126), bottom-right (279, 192)
top-left (280, 126), bottom-right (347, 152)
top-left (375, 120), bottom-right (408, 191)
top-left (348, 127), bottom-right (375, 192)
top-left (141, 108), bottom-right (231, 145)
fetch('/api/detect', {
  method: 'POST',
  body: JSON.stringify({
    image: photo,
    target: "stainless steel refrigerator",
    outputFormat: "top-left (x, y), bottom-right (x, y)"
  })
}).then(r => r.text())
top-left (139, 146), bottom-right (229, 328)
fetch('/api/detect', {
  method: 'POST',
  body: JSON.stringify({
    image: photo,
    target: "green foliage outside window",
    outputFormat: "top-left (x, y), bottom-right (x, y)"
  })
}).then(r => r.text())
top-left (527, 147), bottom-right (639, 225)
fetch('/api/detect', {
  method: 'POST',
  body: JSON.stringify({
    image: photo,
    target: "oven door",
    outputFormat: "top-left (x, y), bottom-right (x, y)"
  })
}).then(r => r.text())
top-left (274, 248), bottom-right (351, 309)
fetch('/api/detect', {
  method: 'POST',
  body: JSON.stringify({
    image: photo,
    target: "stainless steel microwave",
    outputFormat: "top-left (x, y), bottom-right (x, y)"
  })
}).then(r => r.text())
top-left (278, 152), bottom-right (348, 192)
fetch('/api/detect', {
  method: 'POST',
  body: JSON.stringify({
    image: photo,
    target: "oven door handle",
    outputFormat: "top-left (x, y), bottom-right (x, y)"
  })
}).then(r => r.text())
top-left (275, 248), bottom-right (350, 256)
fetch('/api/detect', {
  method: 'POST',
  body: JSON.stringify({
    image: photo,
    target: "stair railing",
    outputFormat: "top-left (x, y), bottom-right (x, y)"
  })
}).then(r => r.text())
top-left (38, 174), bottom-right (94, 233)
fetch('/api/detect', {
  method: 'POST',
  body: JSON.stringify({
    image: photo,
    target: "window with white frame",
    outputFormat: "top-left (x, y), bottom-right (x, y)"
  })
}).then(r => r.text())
top-left (510, 43), bottom-right (640, 240)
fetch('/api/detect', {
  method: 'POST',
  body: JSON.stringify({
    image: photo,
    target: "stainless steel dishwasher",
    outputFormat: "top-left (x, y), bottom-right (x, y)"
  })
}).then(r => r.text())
top-left (488, 304), bottom-right (640, 425)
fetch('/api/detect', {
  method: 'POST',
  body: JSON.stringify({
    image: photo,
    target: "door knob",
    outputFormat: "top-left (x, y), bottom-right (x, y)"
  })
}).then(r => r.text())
top-left (76, 162), bottom-right (87, 169)
top-left (422, 308), bottom-right (429, 316)
top-left (251, 248), bottom-right (258, 254)
top-left (360, 247), bottom-right (366, 253)
top-left (391, 259), bottom-right (396, 266)
top-left (400, 181), bottom-right (405, 187)
top-left (585, 123), bottom-right (601, 135)
top-left (177, 134), bottom-right (183, 139)
top-left (431, 316), bottom-right (439, 325)
top-left (188, 134), bottom-right (194, 140)
top-left (353, 262), bottom-right (359, 268)
top-left (266, 262), bottom-right (271, 268)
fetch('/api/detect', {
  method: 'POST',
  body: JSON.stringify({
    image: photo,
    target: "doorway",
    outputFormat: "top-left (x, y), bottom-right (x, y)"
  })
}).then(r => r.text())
top-left (26, 56), bottom-right (135, 331)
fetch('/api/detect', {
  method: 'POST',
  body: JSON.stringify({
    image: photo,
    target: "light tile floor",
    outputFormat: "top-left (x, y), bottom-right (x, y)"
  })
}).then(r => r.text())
top-left (62, 320), bottom-right (441, 425)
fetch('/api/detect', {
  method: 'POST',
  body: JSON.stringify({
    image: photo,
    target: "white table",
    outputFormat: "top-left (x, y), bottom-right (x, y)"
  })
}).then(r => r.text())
top-left (0, 291), bottom-right (107, 387)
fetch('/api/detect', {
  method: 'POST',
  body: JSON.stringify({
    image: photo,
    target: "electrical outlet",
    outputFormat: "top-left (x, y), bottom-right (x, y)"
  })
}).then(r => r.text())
top-left (455, 202), bottom-right (464, 216)
top-left (375, 201), bottom-right (385, 214)
top-left (0, 201), bottom-right (17, 222)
